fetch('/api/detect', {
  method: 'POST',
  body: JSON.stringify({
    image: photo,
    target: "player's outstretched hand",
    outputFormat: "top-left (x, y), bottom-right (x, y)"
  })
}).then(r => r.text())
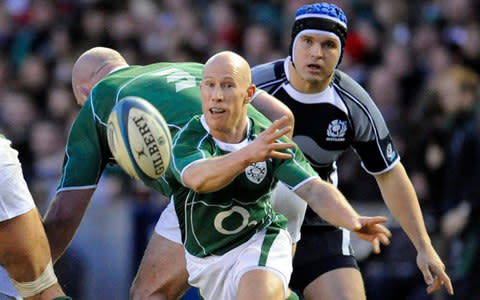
top-left (247, 116), bottom-right (295, 162)
top-left (353, 216), bottom-right (392, 254)
top-left (416, 248), bottom-right (454, 295)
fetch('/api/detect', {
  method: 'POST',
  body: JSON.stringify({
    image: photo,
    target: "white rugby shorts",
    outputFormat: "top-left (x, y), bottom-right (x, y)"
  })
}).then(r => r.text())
top-left (0, 138), bottom-right (35, 222)
top-left (186, 227), bottom-right (292, 300)
top-left (154, 199), bottom-right (182, 244)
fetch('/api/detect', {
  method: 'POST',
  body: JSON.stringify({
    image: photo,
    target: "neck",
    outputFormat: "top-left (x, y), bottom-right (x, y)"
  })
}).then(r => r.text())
top-left (212, 127), bottom-right (247, 144)
top-left (211, 118), bottom-right (248, 144)
top-left (288, 60), bottom-right (331, 93)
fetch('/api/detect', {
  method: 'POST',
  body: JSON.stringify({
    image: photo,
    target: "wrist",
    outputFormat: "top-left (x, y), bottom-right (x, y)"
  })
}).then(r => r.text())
top-left (413, 237), bottom-right (433, 252)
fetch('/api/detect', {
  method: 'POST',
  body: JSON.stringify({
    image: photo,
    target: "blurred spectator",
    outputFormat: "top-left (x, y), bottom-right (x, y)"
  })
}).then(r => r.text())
top-left (434, 66), bottom-right (480, 299)
top-left (242, 24), bottom-right (282, 66)
top-left (16, 54), bottom-right (50, 105)
top-left (28, 119), bottom-right (65, 211)
top-left (46, 84), bottom-right (78, 127)
top-left (206, 1), bottom-right (242, 52)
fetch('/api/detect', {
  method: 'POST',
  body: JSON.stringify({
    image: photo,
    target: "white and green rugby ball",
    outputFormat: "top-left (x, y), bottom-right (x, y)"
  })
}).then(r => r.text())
top-left (107, 96), bottom-right (172, 180)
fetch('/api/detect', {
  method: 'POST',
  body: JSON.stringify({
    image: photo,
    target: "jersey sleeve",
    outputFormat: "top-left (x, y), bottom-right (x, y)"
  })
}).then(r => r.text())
top-left (274, 139), bottom-right (319, 190)
top-left (334, 71), bottom-right (400, 174)
top-left (169, 118), bottom-right (212, 186)
top-left (57, 101), bottom-right (109, 191)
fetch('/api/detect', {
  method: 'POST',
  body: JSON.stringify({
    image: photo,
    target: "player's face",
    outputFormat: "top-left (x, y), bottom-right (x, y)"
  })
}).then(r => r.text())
top-left (293, 32), bottom-right (341, 87)
top-left (201, 61), bottom-right (251, 142)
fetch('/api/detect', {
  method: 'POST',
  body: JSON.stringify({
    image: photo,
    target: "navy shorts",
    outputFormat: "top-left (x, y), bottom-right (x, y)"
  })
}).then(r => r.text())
top-left (290, 226), bottom-right (359, 293)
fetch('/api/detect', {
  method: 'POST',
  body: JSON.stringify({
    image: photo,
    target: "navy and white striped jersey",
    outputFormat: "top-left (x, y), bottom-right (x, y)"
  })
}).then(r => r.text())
top-left (252, 58), bottom-right (400, 226)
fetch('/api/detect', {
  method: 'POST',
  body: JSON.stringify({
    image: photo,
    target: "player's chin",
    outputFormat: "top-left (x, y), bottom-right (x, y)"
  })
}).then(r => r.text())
top-left (302, 71), bottom-right (328, 83)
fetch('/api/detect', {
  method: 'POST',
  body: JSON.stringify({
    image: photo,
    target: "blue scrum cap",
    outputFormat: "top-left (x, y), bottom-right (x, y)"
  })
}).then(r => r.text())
top-left (290, 3), bottom-right (348, 65)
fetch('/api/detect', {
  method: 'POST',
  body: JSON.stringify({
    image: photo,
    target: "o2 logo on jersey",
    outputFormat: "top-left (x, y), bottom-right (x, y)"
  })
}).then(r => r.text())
top-left (214, 206), bottom-right (258, 235)
top-left (326, 119), bottom-right (347, 141)
top-left (245, 162), bottom-right (267, 184)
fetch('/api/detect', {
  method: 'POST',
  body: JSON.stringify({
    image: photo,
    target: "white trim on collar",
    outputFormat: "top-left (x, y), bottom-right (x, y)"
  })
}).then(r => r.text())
top-left (282, 83), bottom-right (348, 113)
top-left (108, 66), bottom-right (128, 75)
top-left (200, 115), bottom-right (251, 152)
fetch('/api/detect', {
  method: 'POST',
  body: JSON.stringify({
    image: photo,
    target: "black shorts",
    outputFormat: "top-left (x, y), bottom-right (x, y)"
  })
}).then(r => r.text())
top-left (290, 226), bottom-right (359, 292)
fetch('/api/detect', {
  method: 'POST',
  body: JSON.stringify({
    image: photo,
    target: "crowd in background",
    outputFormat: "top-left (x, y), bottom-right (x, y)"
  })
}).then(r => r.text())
top-left (0, 0), bottom-right (479, 299)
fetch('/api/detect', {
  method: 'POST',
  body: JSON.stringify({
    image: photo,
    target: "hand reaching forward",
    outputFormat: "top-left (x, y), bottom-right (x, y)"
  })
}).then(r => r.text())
top-left (353, 216), bottom-right (392, 254)
top-left (416, 247), bottom-right (454, 295)
top-left (246, 116), bottom-right (296, 163)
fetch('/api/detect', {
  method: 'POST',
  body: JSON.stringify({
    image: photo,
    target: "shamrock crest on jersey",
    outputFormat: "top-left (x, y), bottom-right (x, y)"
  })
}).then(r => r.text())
top-left (245, 161), bottom-right (267, 184)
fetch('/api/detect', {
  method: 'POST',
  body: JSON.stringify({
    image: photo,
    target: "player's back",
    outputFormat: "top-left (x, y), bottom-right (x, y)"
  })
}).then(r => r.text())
top-left (90, 62), bottom-right (204, 137)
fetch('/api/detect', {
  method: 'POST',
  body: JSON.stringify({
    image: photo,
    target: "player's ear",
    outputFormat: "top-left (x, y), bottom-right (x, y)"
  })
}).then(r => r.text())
top-left (244, 84), bottom-right (256, 104)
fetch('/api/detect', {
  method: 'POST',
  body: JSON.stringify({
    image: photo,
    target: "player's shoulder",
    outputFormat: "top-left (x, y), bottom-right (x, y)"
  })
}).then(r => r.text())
top-left (332, 69), bottom-right (374, 104)
top-left (176, 115), bottom-right (205, 138)
top-left (173, 115), bottom-right (211, 150)
top-left (252, 58), bottom-right (287, 88)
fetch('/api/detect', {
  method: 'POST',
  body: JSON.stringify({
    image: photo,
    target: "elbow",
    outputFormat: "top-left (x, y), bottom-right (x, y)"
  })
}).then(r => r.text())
top-left (285, 110), bottom-right (295, 128)
top-left (187, 182), bottom-right (205, 193)
top-left (283, 110), bottom-right (295, 139)
top-left (183, 176), bottom-right (209, 193)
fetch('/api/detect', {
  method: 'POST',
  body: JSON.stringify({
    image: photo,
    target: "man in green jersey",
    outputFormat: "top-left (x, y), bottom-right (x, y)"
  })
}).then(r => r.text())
top-left (164, 51), bottom-right (391, 300)
top-left (43, 47), bottom-right (294, 299)
top-left (0, 135), bottom-right (71, 300)
top-left (47, 47), bottom-right (387, 299)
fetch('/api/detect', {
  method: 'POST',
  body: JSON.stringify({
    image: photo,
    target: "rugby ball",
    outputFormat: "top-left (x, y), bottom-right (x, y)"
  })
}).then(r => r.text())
top-left (107, 96), bottom-right (172, 180)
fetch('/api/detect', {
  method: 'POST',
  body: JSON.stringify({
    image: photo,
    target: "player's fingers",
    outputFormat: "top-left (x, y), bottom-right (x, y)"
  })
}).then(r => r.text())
top-left (426, 276), bottom-right (443, 294)
top-left (365, 216), bottom-right (388, 225)
top-left (270, 126), bottom-right (292, 140)
top-left (271, 142), bottom-right (295, 151)
top-left (376, 231), bottom-right (391, 246)
top-left (430, 267), bottom-right (454, 295)
top-left (274, 115), bottom-right (291, 128)
top-left (444, 274), bottom-right (454, 295)
top-left (373, 223), bottom-right (392, 238)
top-left (270, 151), bottom-right (293, 160)
top-left (420, 264), bottom-right (434, 288)
top-left (372, 238), bottom-right (380, 254)
top-left (266, 116), bottom-right (290, 134)
top-left (260, 125), bottom-right (291, 143)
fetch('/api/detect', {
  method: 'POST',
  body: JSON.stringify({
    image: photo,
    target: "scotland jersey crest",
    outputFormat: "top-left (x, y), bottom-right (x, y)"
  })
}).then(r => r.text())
top-left (326, 119), bottom-right (347, 141)
top-left (245, 162), bottom-right (267, 184)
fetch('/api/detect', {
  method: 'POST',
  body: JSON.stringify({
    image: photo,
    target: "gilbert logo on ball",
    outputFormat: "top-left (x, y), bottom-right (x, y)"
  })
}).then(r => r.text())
top-left (107, 96), bottom-right (172, 180)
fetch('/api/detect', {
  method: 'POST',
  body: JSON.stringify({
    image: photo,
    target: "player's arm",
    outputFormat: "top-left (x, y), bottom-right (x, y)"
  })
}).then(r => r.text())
top-left (182, 117), bottom-right (294, 193)
top-left (43, 101), bottom-right (108, 263)
top-left (43, 189), bottom-right (95, 262)
top-left (294, 178), bottom-right (391, 242)
top-left (251, 91), bottom-right (294, 139)
top-left (374, 162), bottom-right (453, 295)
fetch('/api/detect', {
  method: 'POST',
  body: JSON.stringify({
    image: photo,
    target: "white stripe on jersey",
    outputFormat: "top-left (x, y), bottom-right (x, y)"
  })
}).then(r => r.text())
top-left (333, 82), bottom-right (398, 171)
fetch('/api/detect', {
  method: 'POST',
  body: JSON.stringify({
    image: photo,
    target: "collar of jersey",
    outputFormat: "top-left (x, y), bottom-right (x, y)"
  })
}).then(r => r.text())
top-left (108, 66), bottom-right (128, 75)
top-left (200, 114), bottom-right (251, 152)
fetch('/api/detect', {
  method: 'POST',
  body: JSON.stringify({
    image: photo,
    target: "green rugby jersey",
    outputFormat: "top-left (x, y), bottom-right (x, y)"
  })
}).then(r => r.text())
top-left (58, 62), bottom-right (274, 194)
top-left (168, 115), bottom-right (318, 257)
